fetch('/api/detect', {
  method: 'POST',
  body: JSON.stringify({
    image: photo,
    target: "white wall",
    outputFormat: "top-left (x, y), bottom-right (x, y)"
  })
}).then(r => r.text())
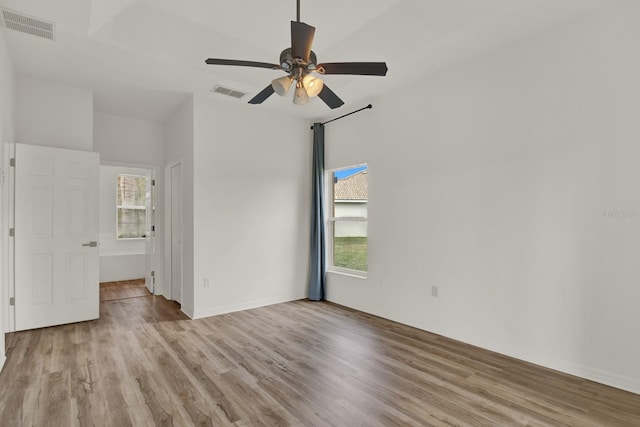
top-left (0, 25), bottom-right (16, 369)
top-left (0, 34), bottom-right (15, 139)
top-left (94, 111), bottom-right (164, 166)
top-left (191, 95), bottom-right (310, 319)
top-left (164, 96), bottom-right (194, 315)
top-left (16, 75), bottom-right (93, 151)
top-left (325, 2), bottom-right (640, 394)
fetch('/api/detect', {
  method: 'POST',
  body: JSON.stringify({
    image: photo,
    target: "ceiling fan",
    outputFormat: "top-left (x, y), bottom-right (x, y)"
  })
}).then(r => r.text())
top-left (205, 0), bottom-right (388, 109)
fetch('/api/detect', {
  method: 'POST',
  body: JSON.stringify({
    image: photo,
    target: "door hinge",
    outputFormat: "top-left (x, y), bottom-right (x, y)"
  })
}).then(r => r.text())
top-left (9, 297), bottom-right (15, 306)
top-left (151, 179), bottom-right (156, 186)
top-left (151, 225), bottom-right (155, 232)
top-left (9, 228), bottom-right (15, 237)
top-left (9, 158), bottom-right (15, 167)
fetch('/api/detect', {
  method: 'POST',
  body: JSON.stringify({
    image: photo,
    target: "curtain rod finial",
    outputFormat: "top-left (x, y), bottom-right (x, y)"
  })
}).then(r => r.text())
top-left (366, 104), bottom-right (373, 109)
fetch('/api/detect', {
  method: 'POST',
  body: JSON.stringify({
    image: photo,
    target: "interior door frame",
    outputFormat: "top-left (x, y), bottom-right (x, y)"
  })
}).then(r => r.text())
top-left (144, 167), bottom-right (156, 294)
top-left (0, 129), bottom-right (6, 361)
top-left (2, 139), bottom-right (16, 336)
top-left (164, 160), bottom-right (183, 303)
top-left (3, 142), bottom-right (16, 332)
top-left (100, 160), bottom-right (163, 296)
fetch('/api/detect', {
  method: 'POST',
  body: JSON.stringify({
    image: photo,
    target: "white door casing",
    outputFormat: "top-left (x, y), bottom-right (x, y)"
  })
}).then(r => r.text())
top-left (144, 172), bottom-right (155, 294)
top-left (170, 163), bottom-right (183, 304)
top-left (14, 144), bottom-right (99, 331)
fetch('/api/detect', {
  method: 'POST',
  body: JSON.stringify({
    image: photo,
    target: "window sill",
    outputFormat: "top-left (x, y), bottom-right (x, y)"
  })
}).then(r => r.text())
top-left (327, 268), bottom-right (367, 280)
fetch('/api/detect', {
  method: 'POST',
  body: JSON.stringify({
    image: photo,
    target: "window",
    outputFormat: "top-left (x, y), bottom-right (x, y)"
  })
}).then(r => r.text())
top-left (328, 165), bottom-right (368, 274)
top-left (116, 174), bottom-right (147, 239)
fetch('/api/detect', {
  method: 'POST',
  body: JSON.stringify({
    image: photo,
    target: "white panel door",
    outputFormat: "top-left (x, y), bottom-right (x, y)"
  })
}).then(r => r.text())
top-left (171, 163), bottom-right (183, 303)
top-left (14, 143), bottom-right (99, 331)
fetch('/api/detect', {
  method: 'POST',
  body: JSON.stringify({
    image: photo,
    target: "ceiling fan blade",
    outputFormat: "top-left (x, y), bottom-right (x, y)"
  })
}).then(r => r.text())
top-left (248, 85), bottom-right (275, 104)
top-left (318, 84), bottom-right (344, 110)
top-left (317, 62), bottom-right (388, 76)
top-left (205, 58), bottom-right (280, 70)
top-left (291, 21), bottom-right (315, 62)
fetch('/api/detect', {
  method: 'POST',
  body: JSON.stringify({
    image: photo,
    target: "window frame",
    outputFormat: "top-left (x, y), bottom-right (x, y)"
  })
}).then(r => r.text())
top-left (116, 173), bottom-right (148, 240)
top-left (325, 163), bottom-right (368, 278)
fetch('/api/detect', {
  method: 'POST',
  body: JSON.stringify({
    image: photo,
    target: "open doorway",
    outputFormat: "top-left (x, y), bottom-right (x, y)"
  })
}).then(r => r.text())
top-left (99, 165), bottom-right (154, 301)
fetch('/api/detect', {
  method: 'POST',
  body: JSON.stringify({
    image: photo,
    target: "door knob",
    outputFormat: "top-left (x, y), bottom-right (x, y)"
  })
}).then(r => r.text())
top-left (82, 241), bottom-right (98, 247)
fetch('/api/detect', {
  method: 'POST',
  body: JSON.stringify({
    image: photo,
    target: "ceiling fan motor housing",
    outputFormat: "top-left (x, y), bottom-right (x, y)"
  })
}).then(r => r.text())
top-left (280, 48), bottom-right (317, 75)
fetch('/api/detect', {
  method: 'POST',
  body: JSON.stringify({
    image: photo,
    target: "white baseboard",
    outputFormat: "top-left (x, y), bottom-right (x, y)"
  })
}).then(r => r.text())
top-left (483, 342), bottom-right (640, 396)
top-left (326, 299), bottom-right (640, 396)
top-left (423, 330), bottom-right (640, 396)
top-left (192, 294), bottom-right (302, 320)
top-left (181, 306), bottom-right (195, 319)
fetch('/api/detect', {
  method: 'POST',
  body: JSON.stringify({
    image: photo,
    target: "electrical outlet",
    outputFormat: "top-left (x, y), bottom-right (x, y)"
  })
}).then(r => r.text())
top-left (204, 277), bottom-right (211, 288)
top-left (431, 285), bottom-right (439, 297)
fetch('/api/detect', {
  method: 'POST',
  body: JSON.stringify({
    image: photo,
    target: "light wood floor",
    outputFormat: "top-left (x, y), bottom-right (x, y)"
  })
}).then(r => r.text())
top-left (100, 278), bottom-right (151, 302)
top-left (1, 297), bottom-right (639, 426)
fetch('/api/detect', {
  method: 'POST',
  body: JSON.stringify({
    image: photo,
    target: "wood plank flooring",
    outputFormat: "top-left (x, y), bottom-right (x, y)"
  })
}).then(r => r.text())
top-left (100, 279), bottom-right (150, 302)
top-left (1, 296), bottom-right (639, 426)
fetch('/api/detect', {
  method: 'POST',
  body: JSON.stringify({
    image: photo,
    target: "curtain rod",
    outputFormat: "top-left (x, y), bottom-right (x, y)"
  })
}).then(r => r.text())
top-left (310, 104), bottom-right (373, 130)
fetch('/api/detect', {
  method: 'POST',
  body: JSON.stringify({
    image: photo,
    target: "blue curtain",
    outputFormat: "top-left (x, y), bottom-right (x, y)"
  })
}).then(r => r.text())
top-left (308, 123), bottom-right (326, 301)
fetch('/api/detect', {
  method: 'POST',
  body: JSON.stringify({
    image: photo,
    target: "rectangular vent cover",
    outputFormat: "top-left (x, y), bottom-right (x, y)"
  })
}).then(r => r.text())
top-left (1, 9), bottom-right (55, 41)
top-left (211, 85), bottom-right (246, 99)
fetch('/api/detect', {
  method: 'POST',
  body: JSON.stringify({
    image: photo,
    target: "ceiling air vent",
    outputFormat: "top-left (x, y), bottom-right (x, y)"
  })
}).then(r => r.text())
top-left (211, 85), bottom-right (246, 99)
top-left (1, 9), bottom-right (55, 41)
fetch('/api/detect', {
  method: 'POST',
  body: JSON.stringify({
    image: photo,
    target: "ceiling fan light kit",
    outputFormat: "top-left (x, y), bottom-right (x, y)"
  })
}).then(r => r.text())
top-left (293, 84), bottom-right (310, 105)
top-left (272, 76), bottom-right (293, 96)
top-left (205, 0), bottom-right (388, 109)
top-left (302, 74), bottom-right (323, 97)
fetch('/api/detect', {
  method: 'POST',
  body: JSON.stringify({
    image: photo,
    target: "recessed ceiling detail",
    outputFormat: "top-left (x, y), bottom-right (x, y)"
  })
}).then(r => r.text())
top-left (211, 85), bottom-right (247, 99)
top-left (1, 8), bottom-right (55, 41)
top-left (0, 0), bottom-right (612, 120)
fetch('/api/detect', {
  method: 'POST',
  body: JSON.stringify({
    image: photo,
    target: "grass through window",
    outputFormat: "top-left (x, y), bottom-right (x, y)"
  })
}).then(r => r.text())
top-left (334, 237), bottom-right (367, 272)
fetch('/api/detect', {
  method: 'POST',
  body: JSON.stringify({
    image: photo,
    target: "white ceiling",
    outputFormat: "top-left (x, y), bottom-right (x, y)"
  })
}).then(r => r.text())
top-left (0, 0), bottom-right (612, 122)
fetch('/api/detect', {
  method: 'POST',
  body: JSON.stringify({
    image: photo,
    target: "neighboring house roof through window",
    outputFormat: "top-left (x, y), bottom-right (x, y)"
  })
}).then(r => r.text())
top-left (334, 170), bottom-right (368, 200)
